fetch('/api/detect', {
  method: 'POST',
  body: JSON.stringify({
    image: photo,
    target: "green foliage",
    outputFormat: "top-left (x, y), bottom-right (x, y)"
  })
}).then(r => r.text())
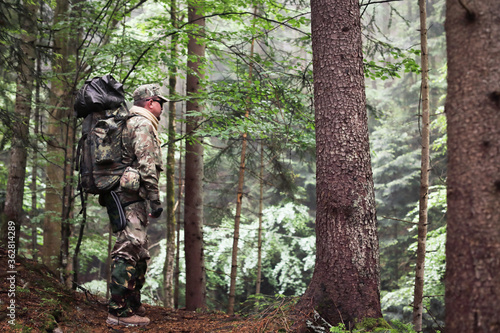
top-left (71, 232), bottom-right (111, 274)
top-left (328, 319), bottom-right (427, 333)
top-left (204, 202), bottom-right (314, 310)
top-left (381, 225), bottom-right (446, 330)
top-left (141, 238), bottom-right (181, 305)
top-left (82, 279), bottom-right (107, 297)
top-left (363, 3), bottom-right (447, 332)
top-left (330, 322), bottom-right (348, 333)
top-left (431, 108), bottom-right (447, 154)
top-left (364, 47), bottom-right (421, 81)
top-left (260, 203), bottom-right (315, 295)
top-left (200, 75), bottom-right (314, 152)
top-left (371, 108), bottom-right (421, 218)
top-left (355, 318), bottom-right (392, 331)
top-left (406, 185), bottom-right (447, 226)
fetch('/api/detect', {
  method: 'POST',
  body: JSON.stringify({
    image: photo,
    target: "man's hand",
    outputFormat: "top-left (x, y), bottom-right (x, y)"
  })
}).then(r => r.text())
top-left (149, 199), bottom-right (163, 218)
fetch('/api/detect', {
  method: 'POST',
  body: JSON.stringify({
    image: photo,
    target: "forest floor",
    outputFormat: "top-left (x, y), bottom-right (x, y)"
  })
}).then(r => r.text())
top-left (0, 247), bottom-right (306, 332)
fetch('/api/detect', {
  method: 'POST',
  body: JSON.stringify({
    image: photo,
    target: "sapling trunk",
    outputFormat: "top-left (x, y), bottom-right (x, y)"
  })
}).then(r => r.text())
top-left (412, 0), bottom-right (430, 330)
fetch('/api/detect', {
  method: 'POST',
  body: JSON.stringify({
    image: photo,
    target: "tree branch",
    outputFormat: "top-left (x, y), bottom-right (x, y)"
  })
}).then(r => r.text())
top-left (380, 215), bottom-right (418, 224)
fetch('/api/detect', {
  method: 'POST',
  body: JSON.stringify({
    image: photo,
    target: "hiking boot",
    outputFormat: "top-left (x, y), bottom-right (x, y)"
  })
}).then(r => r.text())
top-left (106, 314), bottom-right (150, 327)
top-left (135, 305), bottom-right (146, 317)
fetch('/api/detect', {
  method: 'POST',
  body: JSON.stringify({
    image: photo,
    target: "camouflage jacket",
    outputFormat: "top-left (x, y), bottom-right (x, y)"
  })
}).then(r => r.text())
top-left (121, 110), bottom-right (163, 203)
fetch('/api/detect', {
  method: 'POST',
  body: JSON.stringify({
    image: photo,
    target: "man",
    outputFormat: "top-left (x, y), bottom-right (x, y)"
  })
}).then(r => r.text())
top-left (105, 83), bottom-right (167, 327)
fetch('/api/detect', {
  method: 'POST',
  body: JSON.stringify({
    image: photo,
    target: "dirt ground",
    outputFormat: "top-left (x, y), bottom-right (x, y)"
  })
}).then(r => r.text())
top-left (0, 247), bottom-right (303, 332)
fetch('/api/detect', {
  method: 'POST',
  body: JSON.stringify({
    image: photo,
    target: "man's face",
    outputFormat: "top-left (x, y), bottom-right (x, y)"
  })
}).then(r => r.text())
top-left (147, 97), bottom-right (164, 120)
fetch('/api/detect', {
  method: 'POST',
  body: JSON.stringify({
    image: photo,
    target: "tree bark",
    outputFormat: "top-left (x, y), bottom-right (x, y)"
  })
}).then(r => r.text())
top-left (174, 122), bottom-right (183, 309)
top-left (445, 1), bottom-right (500, 332)
top-left (184, 1), bottom-right (207, 311)
top-left (43, 0), bottom-right (72, 273)
top-left (256, 142), bottom-right (264, 296)
top-left (227, 132), bottom-right (248, 315)
top-left (296, 0), bottom-right (381, 327)
top-left (163, 4), bottom-right (179, 305)
top-left (31, 48), bottom-right (42, 262)
top-left (412, 0), bottom-right (430, 331)
top-left (3, 0), bottom-right (37, 253)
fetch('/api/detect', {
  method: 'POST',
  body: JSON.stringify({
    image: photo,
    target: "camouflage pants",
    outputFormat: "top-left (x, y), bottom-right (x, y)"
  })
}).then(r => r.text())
top-left (108, 200), bottom-right (150, 317)
top-left (111, 200), bottom-right (150, 263)
top-left (108, 258), bottom-right (147, 317)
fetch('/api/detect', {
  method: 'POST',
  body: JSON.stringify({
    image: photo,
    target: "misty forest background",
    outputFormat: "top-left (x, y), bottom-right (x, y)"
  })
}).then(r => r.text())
top-left (1, 0), bottom-right (447, 331)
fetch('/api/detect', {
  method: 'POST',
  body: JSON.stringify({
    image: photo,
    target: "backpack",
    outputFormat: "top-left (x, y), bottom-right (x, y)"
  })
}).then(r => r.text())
top-left (74, 74), bottom-right (126, 118)
top-left (75, 75), bottom-right (134, 195)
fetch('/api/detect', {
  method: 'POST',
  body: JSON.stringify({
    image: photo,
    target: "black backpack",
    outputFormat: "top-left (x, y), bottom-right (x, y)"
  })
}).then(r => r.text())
top-left (74, 74), bottom-right (126, 118)
top-left (75, 75), bottom-right (133, 195)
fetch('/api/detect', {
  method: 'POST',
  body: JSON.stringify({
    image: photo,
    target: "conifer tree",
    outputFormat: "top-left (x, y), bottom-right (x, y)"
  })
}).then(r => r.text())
top-left (3, 0), bottom-right (37, 252)
top-left (412, 0), bottom-right (431, 330)
top-left (184, 0), bottom-right (207, 310)
top-left (296, 0), bottom-right (382, 327)
top-left (445, 1), bottom-right (500, 331)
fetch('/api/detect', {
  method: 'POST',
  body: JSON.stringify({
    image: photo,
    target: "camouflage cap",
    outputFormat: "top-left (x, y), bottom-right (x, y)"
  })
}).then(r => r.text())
top-left (132, 83), bottom-right (168, 102)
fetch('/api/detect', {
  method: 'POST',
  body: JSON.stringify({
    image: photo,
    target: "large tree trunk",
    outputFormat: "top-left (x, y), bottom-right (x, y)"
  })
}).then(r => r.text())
top-left (184, 1), bottom-right (207, 311)
top-left (445, 1), bottom-right (500, 332)
top-left (42, 0), bottom-right (77, 274)
top-left (412, 0), bottom-right (430, 331)
top-left (296, 0), bottom-right (381, 328)
top-left (3, 0), bottom-right (37, 253)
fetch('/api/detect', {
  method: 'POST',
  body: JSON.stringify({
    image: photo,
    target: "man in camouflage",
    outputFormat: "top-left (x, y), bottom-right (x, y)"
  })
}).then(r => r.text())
top-left (105, 83), bottom-right (167, 327)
